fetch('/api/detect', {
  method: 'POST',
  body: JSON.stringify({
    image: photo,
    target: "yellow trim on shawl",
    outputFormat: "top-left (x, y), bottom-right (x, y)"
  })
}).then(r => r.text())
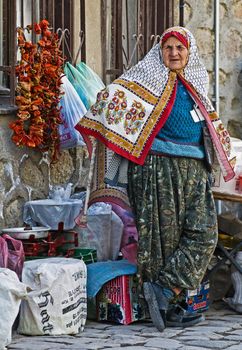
top-left (230, 156), bottom-right (236, 169)
top-left (96, 142), bottom-right (106, 189)
top-left (209, 112), bottom-right (219, 121)
top-left (114, 79), bottom-right (158, 105)
top-left (80, 118), bottom-right (134, 151)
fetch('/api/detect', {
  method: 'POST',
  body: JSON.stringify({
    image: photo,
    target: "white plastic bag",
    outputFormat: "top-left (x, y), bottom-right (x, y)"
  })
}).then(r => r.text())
top-left (0, 268), bottom-right (27, 350)
top-left (59, 75), bottom-right (86, 149)
top-left (18, 257), bottom-right (87, 335)
top-left (225, 252), bottom-right (242, 313)
top-left (76, 203), bottom-right (124, 261)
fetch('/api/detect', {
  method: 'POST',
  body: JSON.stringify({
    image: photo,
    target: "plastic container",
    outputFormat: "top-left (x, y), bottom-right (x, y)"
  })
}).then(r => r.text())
top-left (66, 248), bottom-right (97, 264)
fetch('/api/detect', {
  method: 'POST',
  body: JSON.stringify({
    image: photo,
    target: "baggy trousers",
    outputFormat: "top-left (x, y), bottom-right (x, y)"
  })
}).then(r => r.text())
top-left (128, 155), bottom-right (218, 290)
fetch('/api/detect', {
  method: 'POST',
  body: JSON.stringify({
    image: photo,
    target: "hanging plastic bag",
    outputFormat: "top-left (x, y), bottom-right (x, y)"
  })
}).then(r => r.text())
top-left (76, 62), bottom-right (105, 103)
top-left (0, 234), bottom-right (25, 280)
top-left (0, 236), bottom-right (8, 268)
top-left (59, 75), bottom-right (86, 149)
top-left (64, 62), bottom-right (105, 109)
top-left (64, 62), bottom-right (90, 109)
top-left (76, 62), bottom-right (105, 107)
top-left (2, 234), bottom-right (25, 280)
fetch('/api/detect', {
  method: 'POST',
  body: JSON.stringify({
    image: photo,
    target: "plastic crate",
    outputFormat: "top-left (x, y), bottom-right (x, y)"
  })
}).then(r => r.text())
top-left (66, 247), bottom-right (97, 264)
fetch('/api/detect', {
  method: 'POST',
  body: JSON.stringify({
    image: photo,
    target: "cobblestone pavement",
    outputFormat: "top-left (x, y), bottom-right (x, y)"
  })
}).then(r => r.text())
top-left (9, 301), bottom-right (242, 350)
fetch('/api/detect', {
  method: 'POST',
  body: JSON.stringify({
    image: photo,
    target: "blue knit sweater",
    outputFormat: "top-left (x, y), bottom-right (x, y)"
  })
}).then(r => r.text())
top-left (151, 80), bottom-right (205, 158)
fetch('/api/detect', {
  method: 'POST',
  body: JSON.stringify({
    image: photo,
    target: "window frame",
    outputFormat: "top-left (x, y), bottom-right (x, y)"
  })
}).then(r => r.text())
top-left (0, 0), bottom-right (86, 108)
top-left (0, 0), bottom-right (17, 106)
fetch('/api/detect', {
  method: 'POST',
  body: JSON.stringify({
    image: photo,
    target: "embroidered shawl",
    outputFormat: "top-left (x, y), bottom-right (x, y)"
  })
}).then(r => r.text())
top-left (76, 26), bottom-right (235, 182)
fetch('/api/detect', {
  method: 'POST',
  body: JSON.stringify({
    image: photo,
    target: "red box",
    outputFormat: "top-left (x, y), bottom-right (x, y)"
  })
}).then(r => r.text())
top-left (96, 274), bottom-right (148, 325)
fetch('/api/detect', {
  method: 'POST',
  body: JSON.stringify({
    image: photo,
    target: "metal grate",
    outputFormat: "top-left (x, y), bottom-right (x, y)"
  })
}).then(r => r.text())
top-left (101, 0), bottom-right (183, 84)
top-left (0, 0), bottom-right (85, 106)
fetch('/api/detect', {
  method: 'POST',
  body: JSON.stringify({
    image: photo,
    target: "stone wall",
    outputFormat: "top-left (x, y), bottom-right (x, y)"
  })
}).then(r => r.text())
top-left (183, 0), bottom-right (242, 128)
top-left (0, 111), bottom-right (89, 227)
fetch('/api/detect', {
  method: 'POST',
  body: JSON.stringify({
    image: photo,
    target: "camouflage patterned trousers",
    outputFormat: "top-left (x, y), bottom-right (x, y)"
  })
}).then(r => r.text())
top-left (128, 155), bottom-right (218, 290)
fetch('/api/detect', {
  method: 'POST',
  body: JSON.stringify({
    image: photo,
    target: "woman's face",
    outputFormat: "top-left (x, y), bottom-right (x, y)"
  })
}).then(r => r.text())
top-left (162, 36), bottom-right (189, 71)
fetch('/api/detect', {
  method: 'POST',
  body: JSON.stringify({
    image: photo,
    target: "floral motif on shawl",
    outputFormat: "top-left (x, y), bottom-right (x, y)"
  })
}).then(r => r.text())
top-left (75, 26), bottom-right (235, 182)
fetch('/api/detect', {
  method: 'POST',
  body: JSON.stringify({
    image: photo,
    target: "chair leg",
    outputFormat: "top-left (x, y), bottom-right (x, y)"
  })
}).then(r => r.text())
top-left (207, 241), bottom-right (242, 278)
top-left (216, 241), bottom-right (242, 275)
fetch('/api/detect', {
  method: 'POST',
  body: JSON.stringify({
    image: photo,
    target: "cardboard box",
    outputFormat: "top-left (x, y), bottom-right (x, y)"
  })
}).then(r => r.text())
top-left (96, 274), bottom-right (148, 325)
top-left (185, 281), bottom-right (209, 313)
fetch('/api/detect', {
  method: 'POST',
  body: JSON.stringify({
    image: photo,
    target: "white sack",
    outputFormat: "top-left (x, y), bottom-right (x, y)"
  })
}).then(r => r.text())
top-left (0, 268), bottom-right (27, 350)
top-left (18, 258), bottom-right (87, 335)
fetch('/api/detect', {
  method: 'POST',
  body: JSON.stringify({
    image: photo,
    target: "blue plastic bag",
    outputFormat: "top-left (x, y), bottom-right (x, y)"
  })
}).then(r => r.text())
top-left (64, 62), bottom-right (105, 109)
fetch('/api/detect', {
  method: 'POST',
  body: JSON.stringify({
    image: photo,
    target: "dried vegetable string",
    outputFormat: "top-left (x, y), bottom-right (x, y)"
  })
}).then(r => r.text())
top-left (10, 20), bottom-right (65, 160)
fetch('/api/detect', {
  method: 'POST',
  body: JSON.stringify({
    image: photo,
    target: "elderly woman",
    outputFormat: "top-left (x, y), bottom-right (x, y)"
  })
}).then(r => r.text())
top-left (76, 27), bottom-right (235, 331)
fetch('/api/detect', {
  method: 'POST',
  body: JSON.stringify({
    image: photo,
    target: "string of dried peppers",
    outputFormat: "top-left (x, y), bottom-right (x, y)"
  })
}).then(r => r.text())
top-left (10, 20), bottom-right (65, 160)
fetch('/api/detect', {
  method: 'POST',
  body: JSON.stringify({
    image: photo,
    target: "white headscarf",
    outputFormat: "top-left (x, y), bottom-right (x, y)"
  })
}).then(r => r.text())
top-left (122, 26), bottom-right (212, 111)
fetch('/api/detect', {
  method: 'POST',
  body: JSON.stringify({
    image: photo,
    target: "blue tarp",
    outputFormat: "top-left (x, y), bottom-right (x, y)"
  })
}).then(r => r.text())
top-left (86, 260), bottom-right (137, 298)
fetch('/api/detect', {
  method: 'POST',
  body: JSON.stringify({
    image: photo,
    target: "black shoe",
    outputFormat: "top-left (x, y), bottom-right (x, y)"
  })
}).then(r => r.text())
top-left (143, 282), bottom-right (167, 332)
top-left (151, 282), bottom-right (170, 310)
top-left (166, 304), bottom-right (205, 328)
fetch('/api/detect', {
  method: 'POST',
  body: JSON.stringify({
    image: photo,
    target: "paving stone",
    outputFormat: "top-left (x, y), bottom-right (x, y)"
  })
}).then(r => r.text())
top-left (177, 335), bottom-right (211, 341)
top-left (58, 348), bottom-right (100, 350)
top-left (230, 329), bottom-right (242, 335)
top-left (185, 340), bottom-right (238, 349)
top-left (124, 324), bottom-right (151, 331)
top-left (176, 331), bottom-right (224, 340)
top-left (223, 335), bottom-right (242, 341)
top-left (11, 335), bottom-right (77, 343)
top-left (86, 322), bottom-right (111, 330)
top-left (209, 316), bottom-right (242, 323)
top-left (75, 333), bottom-right (110, 339)
top-left (69, 345), bottom-right (103, 350)
top-left (184, 326), bottom-right (233, 333)
top-left (8, 343), bottom-right (50, 350)
top-left (144, 338), bottom-right (183, 349)
top-left (203, 320), bottom-right (238, 327)
top-left (182, 347), bottom-right (214, 350)
top-left (111, 334), bottom-right (146, 341)
top-left (103, 347), bottom-right (156, 350)
top-left (103, 327), bottom-right (139, 335)
top-left (37, 337), bottom-right (93, 345)
top-left (139, 331), bottom-right (165, 337)
top-left (226, 345), bottom-right (242, 350)
top-left (141, 328), bottom-right (183, 338)
top-left (58, 342), bottom-right (111, 350)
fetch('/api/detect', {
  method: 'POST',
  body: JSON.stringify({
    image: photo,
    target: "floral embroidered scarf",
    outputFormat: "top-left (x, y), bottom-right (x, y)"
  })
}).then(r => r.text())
top-left (76, 26), bottom-right (235, 182)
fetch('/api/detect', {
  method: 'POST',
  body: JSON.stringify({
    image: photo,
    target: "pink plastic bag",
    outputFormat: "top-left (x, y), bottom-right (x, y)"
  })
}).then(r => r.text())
top-left (0, 236), bottom-right (8, 268)
top-left (2, 234), bottom-right (25, 280)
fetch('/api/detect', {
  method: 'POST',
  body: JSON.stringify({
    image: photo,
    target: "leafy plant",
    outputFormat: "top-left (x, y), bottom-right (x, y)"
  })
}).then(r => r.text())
top-left (10, 19), bottom-right (64, 160)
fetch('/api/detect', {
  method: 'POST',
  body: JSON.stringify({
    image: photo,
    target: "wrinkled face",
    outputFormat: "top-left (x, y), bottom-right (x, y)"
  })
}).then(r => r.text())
top-left (162, 36), bottom-right (189, 71)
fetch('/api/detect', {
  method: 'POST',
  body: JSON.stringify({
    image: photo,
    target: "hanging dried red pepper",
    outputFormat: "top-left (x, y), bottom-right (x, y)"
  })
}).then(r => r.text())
top-left (10, 20), bottom-right (65, 160)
